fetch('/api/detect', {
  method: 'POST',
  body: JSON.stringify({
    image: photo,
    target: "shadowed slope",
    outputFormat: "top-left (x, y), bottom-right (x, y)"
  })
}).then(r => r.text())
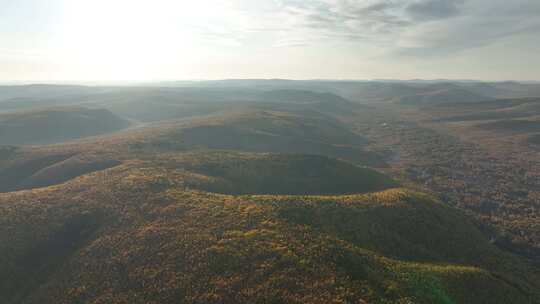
top-left (169, 152), bottom-right (396, 195)
top-left (0, 152), bottom-right (121, 193)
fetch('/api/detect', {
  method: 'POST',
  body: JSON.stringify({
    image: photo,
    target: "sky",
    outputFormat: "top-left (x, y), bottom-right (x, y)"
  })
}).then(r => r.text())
top-left (1, 0), bottom-right (539, 82)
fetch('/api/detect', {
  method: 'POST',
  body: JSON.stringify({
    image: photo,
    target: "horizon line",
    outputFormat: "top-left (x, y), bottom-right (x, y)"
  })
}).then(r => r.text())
top-left (0, 78), bottom-right (539, 86)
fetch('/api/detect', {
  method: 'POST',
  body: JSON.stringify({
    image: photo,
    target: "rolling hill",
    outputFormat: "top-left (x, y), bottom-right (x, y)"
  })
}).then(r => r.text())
top-left (0, 152), bottom-right (538, 303)
top-left (395, 88), bottom-right (488, 106)
top-left (0, 85), bottom-right (358, 123)
top-left (1, 82), bottom-right (540, 303)
top-left (0, 151), bottom-right (121, 193)
top-left (476, 119), bottom-right (540, 133)
top-left (101, 88), bottom-right (358, 122)
top-left (425, 98), bottom-right (540, 124)
top-left (0, 84), bottom-right (99, 102)
top-left (167, 152), bottom-right (396, 195)
top-left (0, 106), bottom-right (129, 145)
top-left (140, 110), bottom-right (385, 167)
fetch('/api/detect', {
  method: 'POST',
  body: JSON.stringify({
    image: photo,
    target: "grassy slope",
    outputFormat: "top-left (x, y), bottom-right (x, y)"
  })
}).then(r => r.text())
top-left (0, 154), bottom-right (538, 304)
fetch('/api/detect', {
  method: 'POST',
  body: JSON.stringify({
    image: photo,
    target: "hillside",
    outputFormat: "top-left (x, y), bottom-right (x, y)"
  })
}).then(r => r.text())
top-left (139, 110), bottom-right (385, 167)
top-left (424, 98), bottom-right (540, 124)
top-left (166, 152), bottom-right (396, 195)
top-left (257, 89), bottom-right (350, 104)
top-left (102, 88), bottom-right (357, 122)
top-left (0, 154), bottom-right (538, 303)
top-left (380, 94), bottom-right (540, 261)
top-left (396, 88), bottom-right (488, 106)
top-left (475, 119), bottom-right (540, 133)
top-left (0, 106), bottom-right (387, 192)
top-left (0, 107), bottom-right (129, 145)
top-left (1, 82), bottom-right (540, 303)
top-left (0, 84), bottom-right (98, 102)
top-left (1, 82), bottom-right (537, 114)
top-left (0, 87), bottom-right (358, 123)
top-left (0, 152), bottom-right (121, 193)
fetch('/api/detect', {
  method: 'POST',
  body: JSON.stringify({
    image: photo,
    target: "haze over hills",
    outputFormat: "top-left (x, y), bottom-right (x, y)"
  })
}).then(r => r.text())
top-left (0, 106), bottom-right (130, 145)
top-left (2, 80), bottom-right (539, 112)
top-left (395, 88), bottom-right (490, 106)
top-left (1, 80), bottom-right (540, 303)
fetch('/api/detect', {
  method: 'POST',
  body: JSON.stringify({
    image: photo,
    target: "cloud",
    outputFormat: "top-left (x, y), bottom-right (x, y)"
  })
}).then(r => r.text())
top-left (224, 0), bottom-right (540, 56)
top-left (53, 0), bottom-right (537, 57)
top-left (406, 0), bottom-right (463, 21)
top-left (396, 0), bottom-right (540, 55)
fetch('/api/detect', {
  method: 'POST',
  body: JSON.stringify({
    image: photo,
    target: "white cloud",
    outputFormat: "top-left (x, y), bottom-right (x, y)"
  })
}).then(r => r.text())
top-left (219, 0), bottom-right (540, 55)
top-left (1, 0), bottom-right (540, 80)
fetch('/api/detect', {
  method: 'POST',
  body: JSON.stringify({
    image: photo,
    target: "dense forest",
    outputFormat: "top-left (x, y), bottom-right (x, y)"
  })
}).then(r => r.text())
top-left (1, 80), bottom-right (540, 303)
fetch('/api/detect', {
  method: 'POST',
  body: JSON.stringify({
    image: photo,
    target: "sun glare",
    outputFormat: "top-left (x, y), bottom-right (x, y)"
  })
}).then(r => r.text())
top-left (53, 0), bottom-right (227, 80)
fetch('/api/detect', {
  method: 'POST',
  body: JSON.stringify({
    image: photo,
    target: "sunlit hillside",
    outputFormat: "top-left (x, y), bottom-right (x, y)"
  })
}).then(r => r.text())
top-left (1, 155), bottom-right (538, 303)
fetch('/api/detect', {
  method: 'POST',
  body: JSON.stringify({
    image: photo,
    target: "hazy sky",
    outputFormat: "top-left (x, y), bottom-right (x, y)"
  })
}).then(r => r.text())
top-left (1, 0), bottom-right (539, 81)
